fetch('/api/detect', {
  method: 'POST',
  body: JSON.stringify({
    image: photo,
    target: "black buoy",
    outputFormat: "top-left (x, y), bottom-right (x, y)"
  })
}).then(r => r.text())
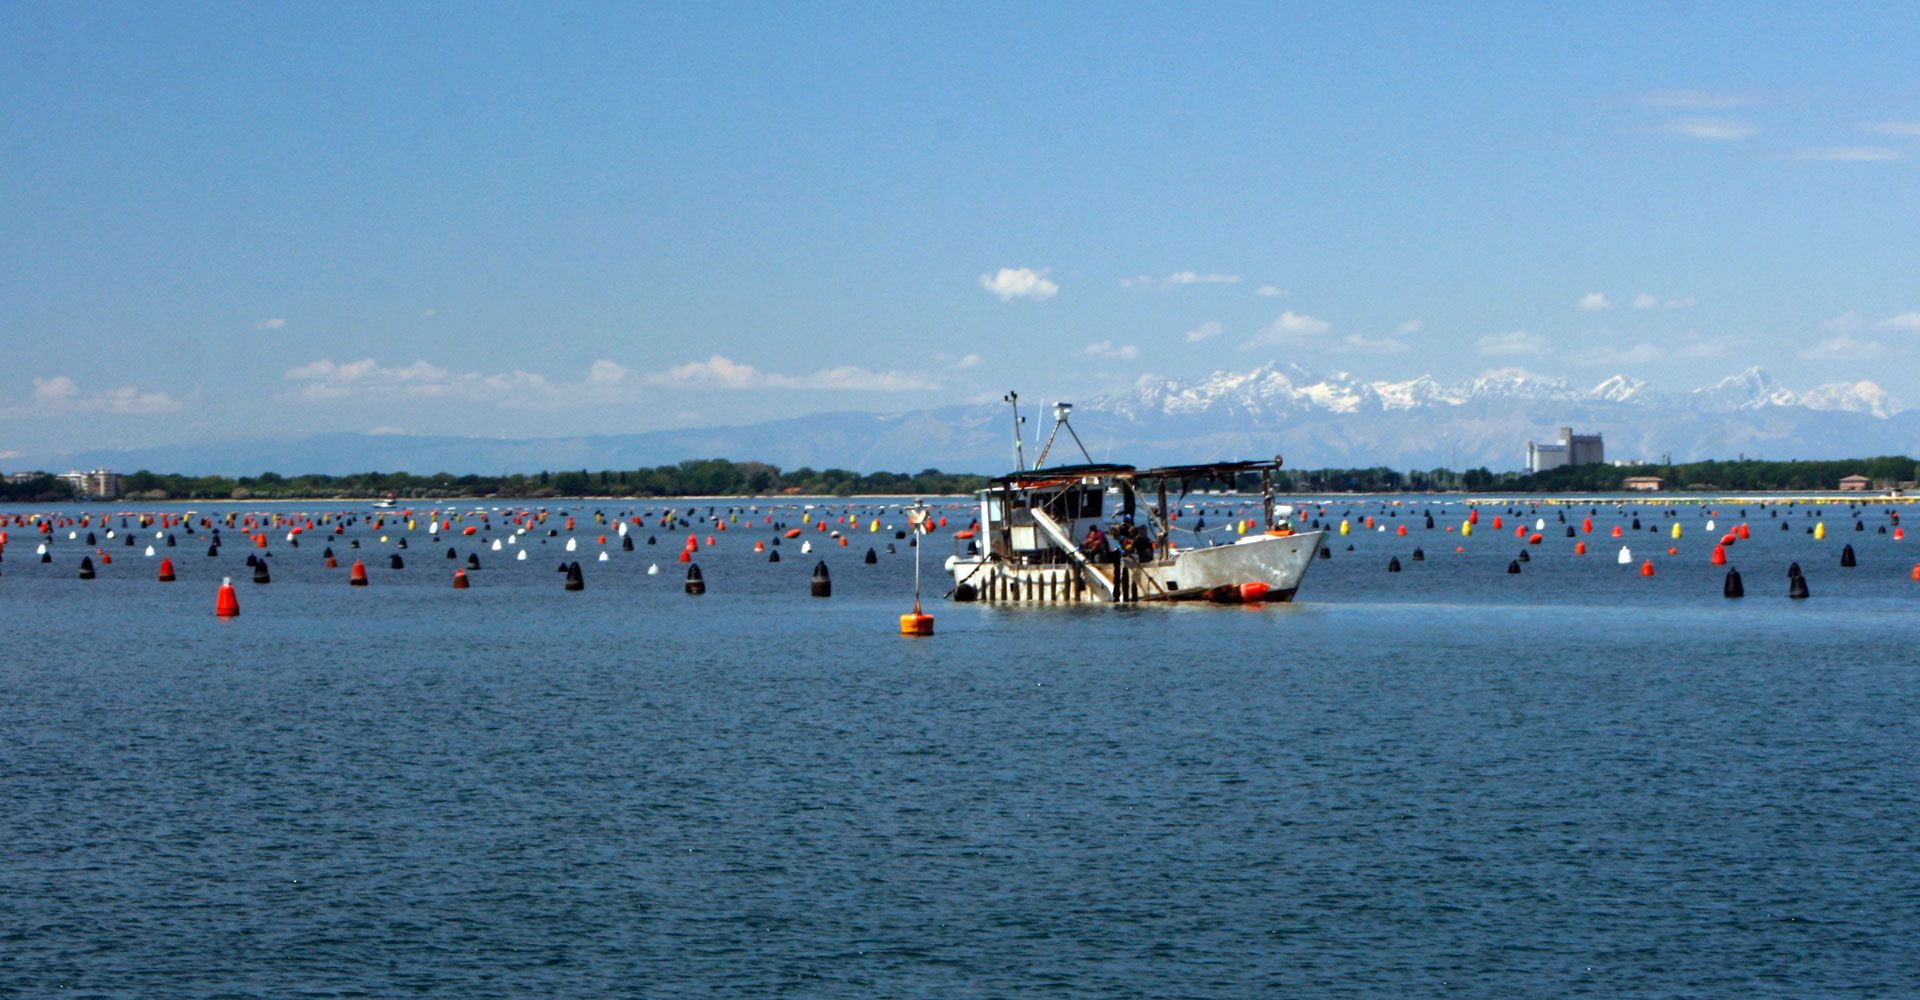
top-left (1840, 544), bottom-right (1856, 568)
top-left (1788, 561), bottom-right (1802, 579)
top-left (685, 563), bottom-right (705, 595)
top-left (323, 546), bottom-right (334, 559)
top-left (1566, 526), bottom-right (1576, 538)
top-left (1318, 546), bottom-right (1330, 559)
top-left (467, 553), bottom-right (481, 570)
top-left (1387, 557), bottom-right (1401, 572)
top-left (1411, 548), bottom-right (1424, 561)
top-left (565, 561), bottom-right (584, 591)
top-left (124, 534), bottom-right (134, 546)
top-left (622, 536), bottom-right (634, 551)
top-left (79, 556), bottom-right (95, 580)
top-left (40, 550), bottom-right (51, 564)
top-left (253, 561), bottom-right (270, 584)
top-left (1518, 550), bottom-right (1530, 562)
top-left (954, 582), bottom-right (978, 602)
top-left (245, 554), bottom-right (259, 568)
top-left (1790, 574), bottom-right (1810, 599)
top-left (885, 543), bottom-right (896, 554)
top-left (864, 548), bottom-right (877, 564)
top-left (447, 546), bottom-right (458, 560)
top-left (86, 532), bottom-right (96, 545)
top-left (207, 544), bottom-right (219, 557)
top-left (811, 561), bottom-right (831, 598)
top-left (1507, 560), bottom-right (1521, 574)
top-left (1424, 514), bottom-right (1434, 529)
top-left (647, 535), bottom-right (657, 545)
top-left (1723, 568), bottom-right (1744, 598)
top-left (768, 549), bottom-right (781, 562)
top-left (390, 554), bottom-right (404, 570)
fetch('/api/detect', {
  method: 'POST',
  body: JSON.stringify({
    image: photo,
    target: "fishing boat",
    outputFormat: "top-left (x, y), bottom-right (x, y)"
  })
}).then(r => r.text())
top-left (945, 396), bottom-right (1324, 604)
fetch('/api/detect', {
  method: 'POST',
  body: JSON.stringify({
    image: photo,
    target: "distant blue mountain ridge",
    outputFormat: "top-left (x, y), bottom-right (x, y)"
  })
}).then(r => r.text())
top-left (10, 365), bottom-right (1917, 478)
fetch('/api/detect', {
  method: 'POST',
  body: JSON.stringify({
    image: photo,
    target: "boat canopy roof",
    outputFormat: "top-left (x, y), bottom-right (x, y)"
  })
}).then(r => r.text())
top-left (989, 462), bottom-right (1136, 486)
top-left (989, 458), bottom-right (1284, 487)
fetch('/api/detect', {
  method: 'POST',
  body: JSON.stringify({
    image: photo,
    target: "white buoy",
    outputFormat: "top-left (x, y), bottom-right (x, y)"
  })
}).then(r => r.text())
top-left (508, 534), bottom-right (518, 545)
top-left (1618, 546), bottom-right (1632, 564)
top-left (430, 520), bottom-right (441, 534)
top-left (144, 545), bottom-right (155, 557)
top-left (36, 542), bottom-right (48, 555)
top-left (155, 530), bottom-right (165, 539)
top-left (565, 537), bottom-right (577, 552)
top-left (515, 549), bottom-right (527, 561)
top-left (490, 538), bottom-right (502, 551)
top-left (617, 522), bottom-right (628, 537)
top-left (1706, 519), bottom-right (1716, 531)
top-left (68, 530), bottom-right (77, 539)
top-left (647, 563), bottom-right (660, 575)
top-left (1535, 517), bottom-right (1545, 530)
top-left (800, 541), bottom-right (812, 554)
top-left (106, 530), bottom-right (115, 539)
top-left (597, 551), bottom-right (609, 562)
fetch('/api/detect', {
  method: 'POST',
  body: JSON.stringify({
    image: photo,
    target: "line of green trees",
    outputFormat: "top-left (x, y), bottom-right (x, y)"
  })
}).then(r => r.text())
top-left (12, 456), bottom-right (1915, 503)
top-left (111, 460), bottom-right (990, 501)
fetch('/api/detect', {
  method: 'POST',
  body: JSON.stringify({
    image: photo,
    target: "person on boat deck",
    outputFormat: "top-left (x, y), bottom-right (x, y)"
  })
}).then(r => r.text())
top-left (1119, 518), bottom-right (1153, 560)
top-left (1080, 523), bottom-right (1108, 556)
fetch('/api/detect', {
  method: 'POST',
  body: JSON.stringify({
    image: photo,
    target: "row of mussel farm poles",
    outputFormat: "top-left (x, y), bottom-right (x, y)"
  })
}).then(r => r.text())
top-left (971, 562), bottom-right (1148, 603)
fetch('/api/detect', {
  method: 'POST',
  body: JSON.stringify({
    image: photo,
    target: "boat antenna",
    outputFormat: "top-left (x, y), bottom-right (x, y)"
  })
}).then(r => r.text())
top-left (1005, 391), bottom-right (1027, 471)
top-left (1034, 401), bottom-right (1094, 467)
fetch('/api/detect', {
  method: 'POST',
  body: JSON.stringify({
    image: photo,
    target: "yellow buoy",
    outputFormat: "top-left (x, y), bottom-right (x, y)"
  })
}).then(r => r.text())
top-left (1339, 519), bottom-right (1351, 536)
top-left (1815, 521), bottom-right (1827, 540)
top-left (1461, 521), bottom-right (1473, 537)
top-left (1670, 522), bottom-right (1682, 539)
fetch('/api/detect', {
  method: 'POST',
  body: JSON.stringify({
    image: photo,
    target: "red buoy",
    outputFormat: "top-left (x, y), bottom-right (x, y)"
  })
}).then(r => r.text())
top-left (158, 557), bottom-right (176, 582)
top-left (216, 577), bottom-right (239, 617)
top-left (349, 560), bottom-right (369, 586)
top-left (453, 568), bottom-right (469, 589)
top-left (1640, 559), bottom-right (1656, 577)
top-left (1711, 545), bottom-right (1727, 565)
top-left (1239, 581), bottom-right (1272, 603)
top-left (1574, 541), bottom-right (1587, 555)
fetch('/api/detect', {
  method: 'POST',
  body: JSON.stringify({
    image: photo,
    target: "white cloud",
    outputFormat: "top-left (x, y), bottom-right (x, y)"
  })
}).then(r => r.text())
top-left (13, 375), bottom-right (181, 416)
top-left (1254, 285), bottom-right (1288, 298)
top-left (1241, 311), bottom-right (1332, 349)
top-left (1394, 319), bottom-right (1423, 335)
top-left (1790, 146), bottom-right (1903, 162)
top-left (955, 352), bottom-right (982, 369)
top-left (979, 267), bottom-right (1058, 301)
top-left (0, 449), bottom-right (21, 460)
top-left (1476, 330), bottom-right (1548, 357)
top-left (586, 360), bottom-right (629, 385)
top-left (1663, 297), bottom-right (1698, 309)
top-left (1874, 312), bottom-right (1920, 331)
top-left (1083, 340), bottom-right (1140, 361)
top-left (1664, 118), bottom-right (1759, 140)
top-left (1800, 335), bottom-right (1894, 361)
top-left (1863, 121), bottom-right (1920, 136)
top-left (1673, 335), bottom-right (1746, 359)
top-left (1639, 90), bottom-right (1754, 110)
top-left (254, 317), bottom-right (286, 331)
top-left (284, 357), bottom-right (653, 407)
top-left (1183, 321), bottom-right (1223, 343)
top-left (1572, 343), bottom-right (1667, 366)
top-left (643, 354), bottom-right (937, 392)
top-left (1824, 310), bottom-right (1865, 333)
top-left (1339, 333), bottom-right (1409, 355)
top-left (1632, 293), bottom-right (1660, 309)
top-left (1578, 292), bottom-right (1613, 311)
top-left (422, 308), bottom-right (438, 318)
top-left (1167, 271), bottom-right (1241, 285)
top-left (367, 425), bottom-right (413, 436)
top-left (1120, 274), bottom-right (1154, 288)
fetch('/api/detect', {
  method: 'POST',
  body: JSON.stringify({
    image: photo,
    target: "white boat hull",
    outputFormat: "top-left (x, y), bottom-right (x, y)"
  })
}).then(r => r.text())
top-left (949, 530), bottom-right (1324, 604)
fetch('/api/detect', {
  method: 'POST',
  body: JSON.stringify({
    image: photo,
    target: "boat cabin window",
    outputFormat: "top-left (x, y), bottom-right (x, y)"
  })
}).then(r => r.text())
top-left (1038, 488), bottom-right (1102, 521)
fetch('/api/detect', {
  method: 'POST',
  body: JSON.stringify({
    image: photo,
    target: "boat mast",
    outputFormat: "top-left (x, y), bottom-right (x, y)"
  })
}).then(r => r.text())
top-left (1005, 391), bottom-right (1027, 472)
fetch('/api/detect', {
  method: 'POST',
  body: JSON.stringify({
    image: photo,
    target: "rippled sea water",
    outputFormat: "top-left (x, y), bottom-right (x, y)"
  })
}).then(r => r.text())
top-left (4, 496), bottom-right (1919, 997)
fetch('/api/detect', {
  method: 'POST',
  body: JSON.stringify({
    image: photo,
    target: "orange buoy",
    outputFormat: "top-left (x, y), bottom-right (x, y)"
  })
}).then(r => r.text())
top-left (1711, 545), bottom-right (1727, 565)
top-left (955, 529), bottom-right (977, 540)
top-left (784, 528), bottom-right (804, 538)
top-left (349, 560), bottom-right (369, 586)
top-left (1640, 559), bottom-right (1656, 577)
top-left (1574, 541), bottom-right (1587, 555)
top-left (1610, 525), bottom-right (1623, 538)
top-left (158, 557), bottom-right (176, 582)
top-left (326, 556), bottom-right (338, 569)
top-left (216, 577), bottom-right (239, 617)
top-left (1396, 524), bottom-right (1407, 536)
top-left (453, 568), bottom-right (469, 589)
top-left (463, 525), bottom-right (478, 536)
top-left (1239, 581), bottom-right (1272, 603)
top-left (899, 612), bottom-right (935, 636)
top-left (1897, 527), bottom-right (1907, 541)
top-left (1667, 546), bottom-right (1678, 556)
top-left (678, 548), bottom-right (691, 563)
top-left (1527, 532), bottom-right (1543, 544)
top-left (1492, 516), bottom-right (1502, 530)
top-left (1911, 564), bottom-right (1920, 581)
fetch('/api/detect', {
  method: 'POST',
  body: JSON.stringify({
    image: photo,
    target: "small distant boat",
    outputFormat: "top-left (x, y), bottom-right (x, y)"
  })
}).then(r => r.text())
top-left (371, 499), bottom-right (397, 509)
top-left (945, 395), bottom-right (1324, 604)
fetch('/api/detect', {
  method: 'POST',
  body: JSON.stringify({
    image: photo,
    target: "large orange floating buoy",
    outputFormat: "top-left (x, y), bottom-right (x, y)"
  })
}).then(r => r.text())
top-left (349, 560), bottom-right (369, 586)
top-left (899, 611), bottom-right (935, 636)
top-left (954, 529), bottom-right (976, 540)
top-left (1239, 581), bottom-right (1272, 603)
top-left (216, 577), bottom-right (240, 617)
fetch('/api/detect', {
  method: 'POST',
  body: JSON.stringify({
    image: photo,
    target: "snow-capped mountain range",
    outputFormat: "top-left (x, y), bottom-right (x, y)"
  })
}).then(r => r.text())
top-left (14, 366), bottom-right (1916, 477)
top-left (1094, 364), bottom-right (1901, 421)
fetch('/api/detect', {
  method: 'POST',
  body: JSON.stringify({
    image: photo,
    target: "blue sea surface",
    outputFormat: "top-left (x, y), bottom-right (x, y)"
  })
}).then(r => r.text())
top-left (3, 496), bottom-right (1918, 996)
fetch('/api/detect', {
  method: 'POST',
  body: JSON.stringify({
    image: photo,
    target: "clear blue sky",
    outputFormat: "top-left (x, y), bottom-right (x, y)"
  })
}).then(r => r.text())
top-left (4, 2), bottom-right (1918, 455)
